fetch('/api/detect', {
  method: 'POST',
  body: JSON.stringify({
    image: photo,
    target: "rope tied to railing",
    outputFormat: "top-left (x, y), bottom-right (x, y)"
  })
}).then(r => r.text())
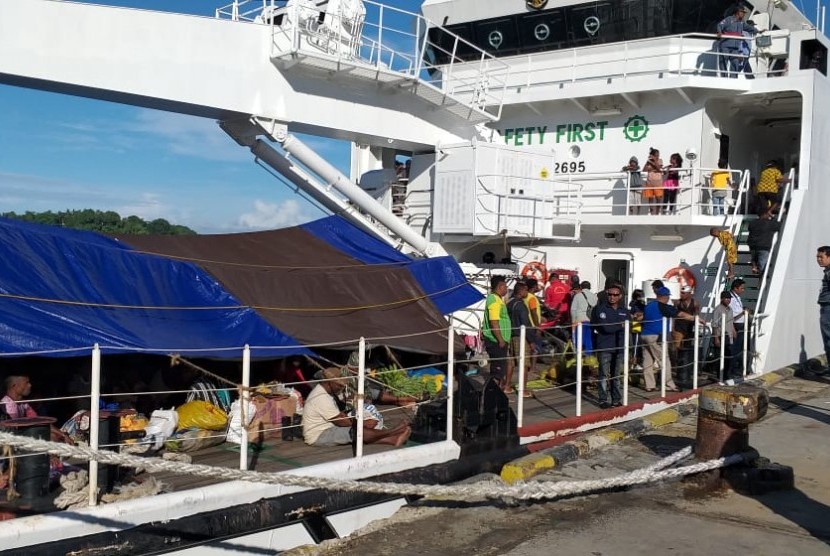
top-left (0, 432), bottom-right (748, 502)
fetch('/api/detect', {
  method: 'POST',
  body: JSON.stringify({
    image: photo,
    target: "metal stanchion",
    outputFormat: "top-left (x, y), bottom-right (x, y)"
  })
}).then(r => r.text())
top-left (719, 312), bottom-right (727, 383)
top-left (661, 317), bottom-right (668, 397)
top-left (356, 337), bottom-right (366, 458)
top-left (240, 344), bottom-right (250, 471)
top-left (742, 309), bottom-right (749, 378)
top-left (693, 319), bottom-right (700, 390)
top-left (517, 325), bottom-right (527, 428)
top-left (88, 343), bottom-right (101, 507)
top-left (623, 319), bottom-right (630, 406)
top-left (446, 324), bottom-right (454, 442)
top-left (576, 323), bottom-right (583, 417)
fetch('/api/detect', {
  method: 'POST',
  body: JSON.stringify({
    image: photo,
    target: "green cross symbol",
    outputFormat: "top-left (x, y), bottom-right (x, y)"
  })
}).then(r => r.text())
top-left (623, 115), bottom-right (649, 142)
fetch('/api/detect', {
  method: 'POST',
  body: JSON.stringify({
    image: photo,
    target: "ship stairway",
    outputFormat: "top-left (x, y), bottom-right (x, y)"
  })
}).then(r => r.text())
top-left (217, 0), bottom-right (510, 125)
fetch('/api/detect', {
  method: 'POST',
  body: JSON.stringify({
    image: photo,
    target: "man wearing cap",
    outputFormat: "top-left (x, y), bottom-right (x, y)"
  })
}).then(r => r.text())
top-left (623, 156), bottom-right (643, 215)
top-left (641, 287), bottom-right (697, 392)
top-left (816, 246), bottom-right (830, 374)
top-left (302, 367), bottom-right (411, 447)
top-left (590, 283), bottom-right (630, 408)
top-left (729, 278), bottom-right (748, 376)
top-left (712, 291), bottom-right (737, 380)
top-left (672, 286), bottom-right (700, 389)
top-left (717, 4), bottom-right (757, 77)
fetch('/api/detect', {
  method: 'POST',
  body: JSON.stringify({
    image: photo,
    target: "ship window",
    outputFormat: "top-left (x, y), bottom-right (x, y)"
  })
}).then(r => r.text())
top-left (427, 23), bottom-right (478, 64)
top-left (566, 3), bottom-right (616, 45)
top-left (517, 10), bottom-right (567, 52)
top-left (800, 39), bottom-right (827, 76)
top-left (475, 18), bottom-right (521, 55)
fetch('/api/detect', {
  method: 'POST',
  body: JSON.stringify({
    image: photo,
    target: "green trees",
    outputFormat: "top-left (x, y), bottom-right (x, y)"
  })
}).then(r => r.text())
top-left (1, 210), bottom-right (197, 235)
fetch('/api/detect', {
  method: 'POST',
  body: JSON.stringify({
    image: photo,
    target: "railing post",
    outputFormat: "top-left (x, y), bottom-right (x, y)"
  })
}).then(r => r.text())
top-left (719, 312), bottom-right (727, 382)
top-left (414, 16), bottom-right (422, 77)
top-left (376, 5), bottom-right (384, 69)
top-left (518, 325), bottom-right (527, 428)
top-left (693, 318), bottom-right (700, 390)
top-left (356, 337), bottom-right (366, 457)
top-left (661, 317), bottom-right (668, 397)
top-left (625, 172), bottom-right (631, 215)
top-left (88, 343), bottom-right (101, 507)
top-left (446, 323), bottom-right (454, 443)
top-left (576, 323), bottom-right (583, 417)
top-left (742, 308), bottom-right (752, 378)
top-left (240, 344), bottom-right (250, 470)
top-left (623, 319), bottom-right (630, 406)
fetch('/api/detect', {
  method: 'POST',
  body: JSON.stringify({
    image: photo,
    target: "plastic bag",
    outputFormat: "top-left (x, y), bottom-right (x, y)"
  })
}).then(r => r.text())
top-left (176, 400), bottom-right (228, 431)
top-left (165, 428), bottom-right (225, 452)
top-left (144, 409), bottom-right (178, 450)
top-left (225, 399), bottom-right (257, 445)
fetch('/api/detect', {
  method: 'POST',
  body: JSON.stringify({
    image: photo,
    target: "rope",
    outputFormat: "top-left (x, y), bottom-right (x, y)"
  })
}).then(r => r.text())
top-left (0, 432), bottom-right (747, 502)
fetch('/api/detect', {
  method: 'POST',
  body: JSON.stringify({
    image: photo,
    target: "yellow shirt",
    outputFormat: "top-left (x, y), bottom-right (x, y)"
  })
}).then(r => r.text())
top-left (757, 167), bottom-right (782, 194)
top-left (525, 295), bottom-right (541, 326)
top-left (711, 170), bottom-right (730, 190)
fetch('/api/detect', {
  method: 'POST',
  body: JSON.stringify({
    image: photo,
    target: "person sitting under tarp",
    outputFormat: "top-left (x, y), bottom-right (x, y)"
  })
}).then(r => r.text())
top-left (1, 375), bottom-right (71, 443)
top-left (302, 368), bottom-right (410, 447)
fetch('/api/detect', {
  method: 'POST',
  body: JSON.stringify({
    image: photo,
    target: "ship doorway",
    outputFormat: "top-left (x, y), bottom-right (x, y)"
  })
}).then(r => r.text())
top-left (597, 255), bottom-right (632, 296)
top-left (719, 134), bottom-right (730, 164)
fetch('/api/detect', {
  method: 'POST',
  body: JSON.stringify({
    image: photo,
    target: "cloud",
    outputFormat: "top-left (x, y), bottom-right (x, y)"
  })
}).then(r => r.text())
top-left (125, 110), bottom-right (251, 162)
top-left (236, 199), bottom-right (315, 230)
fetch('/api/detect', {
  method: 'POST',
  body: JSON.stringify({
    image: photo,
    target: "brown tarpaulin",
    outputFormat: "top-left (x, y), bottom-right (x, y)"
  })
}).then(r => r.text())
top-left (116, 228), bottom-right (456, 354)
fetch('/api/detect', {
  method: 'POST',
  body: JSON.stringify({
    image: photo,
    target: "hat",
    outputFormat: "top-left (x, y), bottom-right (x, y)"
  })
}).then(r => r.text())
top-left (322, 367), bottom-right (347, 381)
top-left (720, 290), bottom-right (733, 299)
top-left (656, 286), bottom-right (671, 297)
top-left (680, 285), bottom-right (693, 293)
top-left (629, 156), bottom-right (638, 164)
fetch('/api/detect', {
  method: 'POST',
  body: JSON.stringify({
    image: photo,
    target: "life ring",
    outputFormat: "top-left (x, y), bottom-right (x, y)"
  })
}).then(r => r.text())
top-left (663, 267), bottom-right (697, 290)
top-left (520, 261), bottom-right (548, 284)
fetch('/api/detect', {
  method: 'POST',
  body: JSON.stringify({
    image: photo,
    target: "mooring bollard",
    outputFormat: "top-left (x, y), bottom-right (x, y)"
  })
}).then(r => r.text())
top-left (695, 384), bottom-right (794, 493)
top-left (695, 384), bottom-right (768, 461)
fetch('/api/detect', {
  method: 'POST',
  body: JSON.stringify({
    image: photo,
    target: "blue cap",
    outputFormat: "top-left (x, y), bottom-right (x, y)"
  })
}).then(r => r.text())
top-left (656, 286), bottom-right (672, 297)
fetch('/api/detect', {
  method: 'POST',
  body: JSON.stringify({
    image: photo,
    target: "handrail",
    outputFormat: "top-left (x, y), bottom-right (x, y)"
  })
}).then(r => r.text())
top-left (705, 170), bottom-right (751, 314)
top-left (751, 167), bottom-right (795, 338)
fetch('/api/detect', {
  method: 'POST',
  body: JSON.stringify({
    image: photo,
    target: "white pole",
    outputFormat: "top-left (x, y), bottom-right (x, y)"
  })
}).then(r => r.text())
top-left (623, 319), bottom-right (630, 406)
top-left (693, 318), bottom-right (700, 390)
top-left (518, 325), bottom-right (527, 427)
top-left (742, 309), bottom-right (749, 378)
top-left (88, 344), bottom-right (101, 507)
top-left (356, 337), bottom-right (366, 458)
top-left (720, 312), bottom-right (727, 382)
top-left (240, 345), bottom-right (251, 471)
top-left (822, 6), bottom-right (826, 34)
top-left (575, 324), bottom-right (583, 417)
top-left (446, 324), bottom-right (455, 443)
top-left (661, 317), bottom-right (668, 397)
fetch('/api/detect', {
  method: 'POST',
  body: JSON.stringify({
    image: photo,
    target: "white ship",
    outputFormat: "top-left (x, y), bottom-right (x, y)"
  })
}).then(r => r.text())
top-left (0, 0), bottom-right (828, 552)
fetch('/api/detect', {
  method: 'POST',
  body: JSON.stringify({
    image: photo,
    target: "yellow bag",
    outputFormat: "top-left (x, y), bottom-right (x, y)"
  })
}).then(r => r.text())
top-left (176, 400), bottom-right (228, 431)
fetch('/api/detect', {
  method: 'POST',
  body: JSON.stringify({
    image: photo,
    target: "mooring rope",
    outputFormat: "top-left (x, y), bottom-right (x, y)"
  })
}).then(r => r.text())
top-left (0, 432), bottom-right (748, 502)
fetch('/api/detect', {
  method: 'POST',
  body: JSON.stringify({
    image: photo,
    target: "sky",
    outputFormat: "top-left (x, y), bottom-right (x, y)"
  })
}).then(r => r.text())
top-left (0, 0), bottom-right (417, 234)
top-left (1, 0), bottom-right (825, 233)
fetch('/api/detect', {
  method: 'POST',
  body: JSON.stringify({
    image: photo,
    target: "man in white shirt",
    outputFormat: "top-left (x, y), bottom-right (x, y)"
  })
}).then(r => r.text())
top-left (302, 367), bottom-right (410, 447)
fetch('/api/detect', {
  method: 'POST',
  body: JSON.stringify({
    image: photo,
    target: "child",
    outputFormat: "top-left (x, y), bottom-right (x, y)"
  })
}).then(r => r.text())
top-left (663, 153), bottom-right (682, 214)
top-left (622, 156), bottom-right (643, 215)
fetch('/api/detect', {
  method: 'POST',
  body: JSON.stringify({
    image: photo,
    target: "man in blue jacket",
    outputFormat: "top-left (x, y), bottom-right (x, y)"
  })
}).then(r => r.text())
top-left (717, 4), bottom-right (757, 77)
top-left (641, 287), bottom-right (697, 392)
top-left (590, 283), bottom-right (630, 408)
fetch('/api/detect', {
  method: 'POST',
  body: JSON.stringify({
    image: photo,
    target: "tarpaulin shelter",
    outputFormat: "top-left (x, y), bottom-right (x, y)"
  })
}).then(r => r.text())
top-left (0, 216), bottom-right (480, 357)
top-left (117, 216), bottom-right (481, 354)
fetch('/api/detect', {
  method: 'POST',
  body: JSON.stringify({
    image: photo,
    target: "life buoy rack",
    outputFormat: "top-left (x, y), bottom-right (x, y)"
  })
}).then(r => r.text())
top-left (520, 261), bottom-right (548, 284)
top-left (663, 266), bottom-right (697, 290)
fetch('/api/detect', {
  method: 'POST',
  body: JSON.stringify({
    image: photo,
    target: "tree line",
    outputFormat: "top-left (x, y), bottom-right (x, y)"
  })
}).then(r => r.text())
top-left (1, 209), bottom-right (197, 235)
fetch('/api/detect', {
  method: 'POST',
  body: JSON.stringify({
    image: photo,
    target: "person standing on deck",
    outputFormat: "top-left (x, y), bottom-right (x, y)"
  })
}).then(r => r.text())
top-left (591, 283), bottom-right (630, 408)
top-left (672, 285), bottom-right (700, 390)
top-left (712, 291), bottom-right (738, 380)
top-left (507, 281), bottom-right (537, 397)
top-left (717, 4), bottom-right (757, 77)
top-left (482, 275), bottom-right (512, 389)
top-left (816, 246), bottom-right (830, 374)
top-left (641, 287), bottom-right (697, 392)
top-left (571, 281), bottom-right (597, 355)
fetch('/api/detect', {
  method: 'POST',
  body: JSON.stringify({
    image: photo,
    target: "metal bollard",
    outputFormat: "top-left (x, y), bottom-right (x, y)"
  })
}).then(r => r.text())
top-left (695, 384), bottom-right (767, 461)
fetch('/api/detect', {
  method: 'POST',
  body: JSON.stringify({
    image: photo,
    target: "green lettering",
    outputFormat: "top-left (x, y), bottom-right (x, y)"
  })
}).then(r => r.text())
top-left (556, 124), bottom-right (567, 143)
top-left (571, 123), bottom-right (584, 142)
top-left (537, 125), bottom-right (547, 144)
top-left (503, 128), bottom-right (514, 144)
top-left (525, 127), bottom-right (534, 146)
top-left (583, 122), bottom-right (596, 142)
top-left (514, 128), bottom-right (524, 146)
top-left (596, 121), bottom-right (608, 140)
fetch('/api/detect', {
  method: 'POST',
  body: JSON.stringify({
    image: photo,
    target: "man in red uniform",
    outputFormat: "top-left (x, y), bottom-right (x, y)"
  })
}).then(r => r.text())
top-left (544, 273), bottom-right (572, 326)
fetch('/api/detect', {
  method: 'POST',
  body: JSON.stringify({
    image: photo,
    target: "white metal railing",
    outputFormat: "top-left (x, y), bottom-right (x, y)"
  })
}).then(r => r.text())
top-left (464, 32), bottom-right (789, 95)
top-left (475, 173), bottom-right (583, 239)
top-left (216, 0), bottom-right (510, 121)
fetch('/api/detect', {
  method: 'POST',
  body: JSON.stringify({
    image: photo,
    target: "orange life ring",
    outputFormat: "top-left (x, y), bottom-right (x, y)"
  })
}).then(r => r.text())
top-left (520, 261), bottom-right (548, 284)
top-left (663, 267), bottom-right (697, 290)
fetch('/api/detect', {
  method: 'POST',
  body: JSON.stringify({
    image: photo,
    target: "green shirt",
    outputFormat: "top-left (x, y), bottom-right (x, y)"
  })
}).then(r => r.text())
top-left (482, 292), bottom-right (511, 343)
